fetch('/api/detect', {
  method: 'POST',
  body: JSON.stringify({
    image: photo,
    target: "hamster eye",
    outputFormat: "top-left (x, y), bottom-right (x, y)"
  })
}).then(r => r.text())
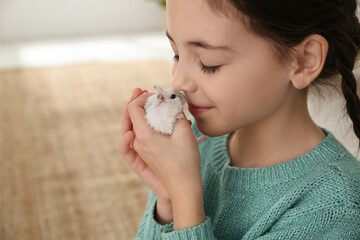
top-left (170, 94), bottom-right (176, 99)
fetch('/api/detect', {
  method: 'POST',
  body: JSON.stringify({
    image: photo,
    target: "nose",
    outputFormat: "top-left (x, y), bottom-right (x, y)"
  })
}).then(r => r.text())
top-left (171, 60), bottom-right (196, 93)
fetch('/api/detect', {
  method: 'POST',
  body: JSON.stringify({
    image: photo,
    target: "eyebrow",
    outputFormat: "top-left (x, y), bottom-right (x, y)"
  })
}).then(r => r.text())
top-left (166, 31), bottom-right (231, 51)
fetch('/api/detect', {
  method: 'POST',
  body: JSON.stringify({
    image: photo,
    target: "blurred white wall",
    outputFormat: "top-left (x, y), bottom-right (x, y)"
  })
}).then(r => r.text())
top-left (0, 0), bottom-right (164, 41)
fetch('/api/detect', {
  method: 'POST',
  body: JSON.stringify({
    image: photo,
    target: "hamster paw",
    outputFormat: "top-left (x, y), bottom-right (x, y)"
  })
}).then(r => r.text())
top-left (176, 112), bottom-right (185, 120)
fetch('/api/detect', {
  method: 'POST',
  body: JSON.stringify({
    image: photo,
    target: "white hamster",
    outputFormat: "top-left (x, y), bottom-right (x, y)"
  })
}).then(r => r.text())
top-left (144, 85), bottom-right (186, 135)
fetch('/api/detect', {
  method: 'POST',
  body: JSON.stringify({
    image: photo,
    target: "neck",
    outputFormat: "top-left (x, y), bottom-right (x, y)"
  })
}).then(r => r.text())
top-left (228, 90), bottom-right (325, 168)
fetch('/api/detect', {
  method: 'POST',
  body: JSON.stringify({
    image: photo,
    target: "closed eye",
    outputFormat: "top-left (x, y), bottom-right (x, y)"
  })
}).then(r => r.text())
top-left (173, 54), bottom-right (221, 74)
top-left (200, 62), bottom-right (221, 74)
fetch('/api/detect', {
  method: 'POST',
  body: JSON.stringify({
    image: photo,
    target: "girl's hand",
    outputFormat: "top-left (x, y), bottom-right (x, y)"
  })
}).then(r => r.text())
top-left (127, 92), bottom-right (202, 200)
top-left (119, 88), bottom-right (171, 204)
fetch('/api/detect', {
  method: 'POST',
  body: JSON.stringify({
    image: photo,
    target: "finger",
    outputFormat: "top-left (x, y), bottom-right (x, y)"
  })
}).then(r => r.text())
top-left (119, 131), bottom-right (136, 157)
top-left (119, 131), bottom-right (143, 169)
top-left (119, 132), bottom-right (165, 195)
top-left (128, 92), bottom-right (154, 133)
top-left (172, 117), bottom-right (196, 139)
top-left (121, 102), bottom-right (133, 135)
top-left (119, 131), bottom-right (150, 177)
top-left (121, 88), bottom-right (145, 135)
top-left (131, 88), bottom-right (144, 102)
top-left (129, 92), bottom-right (153, 108)
top-left (121, 103), bottom-right (132, 135)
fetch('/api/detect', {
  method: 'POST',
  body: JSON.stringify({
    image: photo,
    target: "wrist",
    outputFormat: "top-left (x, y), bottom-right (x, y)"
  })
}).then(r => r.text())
top-left (167, 169), bottom-right (202, 200)
top-left (171, 180), bottom-right (205, 230)
top-left (155, 199), bottom-right (173, 225)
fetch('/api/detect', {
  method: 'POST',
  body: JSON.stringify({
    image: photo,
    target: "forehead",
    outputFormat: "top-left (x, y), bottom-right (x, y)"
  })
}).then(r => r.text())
top-left (161, 88), bottom-right (176, 95)
top-left (165, 88), bottom-right (175, 93)
top-left (166, 0), bottom-right (251, 51)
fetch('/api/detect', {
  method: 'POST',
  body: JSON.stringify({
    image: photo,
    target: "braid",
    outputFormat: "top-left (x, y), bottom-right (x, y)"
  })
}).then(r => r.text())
top-left (333, 25), bottom-right (360, 145)
top-left (332, 4), bottom-right (360, 146)
top-left (337, 61), bottom-right (360, 142)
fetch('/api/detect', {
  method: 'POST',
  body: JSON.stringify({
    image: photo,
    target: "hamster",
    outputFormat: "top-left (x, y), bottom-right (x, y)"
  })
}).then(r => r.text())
top-left (144, 85), bottom-right (209, 143)
top-left (144, 85), bottom-right (186, 135)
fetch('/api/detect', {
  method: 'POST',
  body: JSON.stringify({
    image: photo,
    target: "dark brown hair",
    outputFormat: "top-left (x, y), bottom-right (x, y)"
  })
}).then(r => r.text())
top-left (207, 0), bottom-right (360, 146)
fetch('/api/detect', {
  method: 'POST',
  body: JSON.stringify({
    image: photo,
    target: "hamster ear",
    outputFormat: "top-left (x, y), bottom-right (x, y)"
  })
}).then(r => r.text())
top-left (157, 93), bottom-right (165, 101)
top-left (154, 85), bottom-right (163, 93)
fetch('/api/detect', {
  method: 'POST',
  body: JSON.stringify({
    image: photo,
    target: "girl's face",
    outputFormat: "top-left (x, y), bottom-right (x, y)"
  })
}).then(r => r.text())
top-left (167, 0), bottom-right (296, 137)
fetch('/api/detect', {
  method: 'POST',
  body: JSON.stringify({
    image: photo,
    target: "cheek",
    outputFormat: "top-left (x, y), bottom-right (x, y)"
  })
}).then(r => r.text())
top-left (193, 50), bottom-right (291, 135)
top-left (217, 61), bottom-right (290, 127)
top-left (240, 49), bottom-right (289, 98)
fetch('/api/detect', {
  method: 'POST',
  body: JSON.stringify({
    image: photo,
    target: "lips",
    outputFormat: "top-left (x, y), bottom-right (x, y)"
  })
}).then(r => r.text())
top-left (187, 101), bottom-right (214, 116)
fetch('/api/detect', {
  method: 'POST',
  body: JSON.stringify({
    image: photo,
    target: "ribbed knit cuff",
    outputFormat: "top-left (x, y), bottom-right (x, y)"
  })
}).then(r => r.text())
top-left (136, 192), bottom-right (174, 239)
top-left (161, 217), bottom-right (215, 240)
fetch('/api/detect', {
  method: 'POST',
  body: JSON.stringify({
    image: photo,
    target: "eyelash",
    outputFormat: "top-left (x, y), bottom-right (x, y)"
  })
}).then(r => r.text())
top-left (200, 63), bottom-right (221, 74)
top-left (173, 55), bottom-right (221, 74)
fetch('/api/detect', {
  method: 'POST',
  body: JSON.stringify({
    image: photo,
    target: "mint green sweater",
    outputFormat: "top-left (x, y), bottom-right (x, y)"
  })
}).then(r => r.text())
top-left (136, 124), bottom-right (360, 239)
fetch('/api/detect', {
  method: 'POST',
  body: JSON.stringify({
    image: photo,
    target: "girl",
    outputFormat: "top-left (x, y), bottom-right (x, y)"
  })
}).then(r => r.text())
top-left (120, 0), bottom-right (360, 239)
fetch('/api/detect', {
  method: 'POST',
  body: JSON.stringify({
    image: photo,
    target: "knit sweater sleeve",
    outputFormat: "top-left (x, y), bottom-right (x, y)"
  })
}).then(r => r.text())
top-left (161, 218), bottom-right (216, 240)
top-left (136, 191), bottom-right (174, 239)
top-left (246, 205), bottom-right (360, 239)
top-left (137, 193), bottom-right (359, 240)
top-left (137, 192), bottom-right (360, 240)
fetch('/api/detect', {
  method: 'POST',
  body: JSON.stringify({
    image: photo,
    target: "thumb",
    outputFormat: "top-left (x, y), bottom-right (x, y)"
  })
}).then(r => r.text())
top-left (172, 117), bottom-right (195, 138)
top-left (119, 131), bottom-right (136, 156)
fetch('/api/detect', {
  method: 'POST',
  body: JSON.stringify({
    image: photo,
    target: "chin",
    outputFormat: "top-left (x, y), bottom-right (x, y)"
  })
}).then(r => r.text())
top-left (194, 118), bottom-right (231, 137)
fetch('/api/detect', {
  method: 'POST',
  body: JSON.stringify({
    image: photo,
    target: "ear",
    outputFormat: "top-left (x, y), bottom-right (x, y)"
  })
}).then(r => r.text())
top-left (154, 85), bottom-right (163, 93)
top-left (290, 34), bottom-right (329, 89)
top-left (157, 93), bottom-right (165, 101)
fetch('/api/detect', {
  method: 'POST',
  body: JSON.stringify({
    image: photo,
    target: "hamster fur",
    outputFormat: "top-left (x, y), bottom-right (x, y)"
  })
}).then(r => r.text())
top-left (144, 85), bottom-right (186, 135)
